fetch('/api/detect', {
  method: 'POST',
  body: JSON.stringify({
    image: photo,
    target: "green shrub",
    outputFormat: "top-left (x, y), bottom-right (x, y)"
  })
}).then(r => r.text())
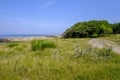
top-left (7, 42), bottom-right (19, 48)
top-left (31, 40), bottom-right (57, 51)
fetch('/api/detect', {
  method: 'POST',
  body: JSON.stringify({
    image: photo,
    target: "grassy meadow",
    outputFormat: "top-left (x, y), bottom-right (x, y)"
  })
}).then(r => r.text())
top-left (0, 37), bottom-right (120, 80)
top-left (100, 34), bottom-right (120, 44)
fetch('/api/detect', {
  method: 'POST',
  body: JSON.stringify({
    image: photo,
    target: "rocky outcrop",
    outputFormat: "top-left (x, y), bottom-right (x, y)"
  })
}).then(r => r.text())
top-left (89, 39), bottom-right (120, 54)
top-left (0, 38), bottom-right (10, 42)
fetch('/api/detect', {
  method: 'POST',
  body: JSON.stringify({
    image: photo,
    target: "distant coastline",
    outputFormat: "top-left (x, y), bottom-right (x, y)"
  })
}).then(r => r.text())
top-left (0, 34), bottom-right (60, 43)
top-left (0, 34), bottom-right (57, 39)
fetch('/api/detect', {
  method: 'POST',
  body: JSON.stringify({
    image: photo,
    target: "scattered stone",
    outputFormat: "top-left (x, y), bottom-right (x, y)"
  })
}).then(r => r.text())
top-left (89, 38), bottom-right (120, 54)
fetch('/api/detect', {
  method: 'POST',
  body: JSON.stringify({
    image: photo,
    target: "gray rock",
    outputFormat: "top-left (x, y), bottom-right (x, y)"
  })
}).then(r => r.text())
top-left (0, 38), bottom-right (10, 42)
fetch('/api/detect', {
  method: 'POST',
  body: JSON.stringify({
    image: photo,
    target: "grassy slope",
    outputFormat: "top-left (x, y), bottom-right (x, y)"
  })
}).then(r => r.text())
top-left (100, 34), bottom-right (120, 44)
top-left (0, 38), bottom-right (120, 80)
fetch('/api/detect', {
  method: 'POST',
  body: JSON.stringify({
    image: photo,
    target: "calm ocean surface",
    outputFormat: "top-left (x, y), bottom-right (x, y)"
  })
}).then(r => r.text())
top-left (0, 34), bottom-right (46, 38)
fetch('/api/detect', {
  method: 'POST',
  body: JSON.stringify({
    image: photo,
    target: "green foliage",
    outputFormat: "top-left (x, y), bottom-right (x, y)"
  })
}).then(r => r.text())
top-left (62, 20), bottom-right (114, 38)
top-left (112, 22), bottom-right (120, 34)
top-left (31, 40), bottom-right (57, 51)
top-left (7, 42), bottom-right (19, 48)
top-left (98, 20), bottom-right (113, 34)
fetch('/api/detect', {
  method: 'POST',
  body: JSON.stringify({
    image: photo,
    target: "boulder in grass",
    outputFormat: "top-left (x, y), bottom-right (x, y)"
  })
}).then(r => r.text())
top-left (0, 38), bottom-right (10, 42)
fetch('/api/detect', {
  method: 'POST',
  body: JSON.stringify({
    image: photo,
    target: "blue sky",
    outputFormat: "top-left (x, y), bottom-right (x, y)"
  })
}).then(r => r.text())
top-left (0, 0), bottom-right (120, 35)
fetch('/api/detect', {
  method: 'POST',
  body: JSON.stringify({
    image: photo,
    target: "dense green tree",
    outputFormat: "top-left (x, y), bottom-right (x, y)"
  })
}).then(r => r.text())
top-left (112, 23), bottom-right (120, 34)
top-left (98, 20), bottom-right (113, 34)
top-left (87, 20), bottom-right (99, 37)
top-left (62, 22), bottom-right (88, 38)
top-left (62, 20), bottom-right (117, 38)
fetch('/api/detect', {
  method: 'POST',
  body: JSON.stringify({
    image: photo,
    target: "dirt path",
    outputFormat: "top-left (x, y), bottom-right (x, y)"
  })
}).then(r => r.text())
top-left (89, 38), bottom-right (120, 54)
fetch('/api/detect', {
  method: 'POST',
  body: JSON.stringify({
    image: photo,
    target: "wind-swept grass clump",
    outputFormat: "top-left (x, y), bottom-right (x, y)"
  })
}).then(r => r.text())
top-left (95, 47), bottom-right (112, 58)
top-left (7, 42), bottom-right (19, 48)
top-left (31, 40), bottom-right (57, 51)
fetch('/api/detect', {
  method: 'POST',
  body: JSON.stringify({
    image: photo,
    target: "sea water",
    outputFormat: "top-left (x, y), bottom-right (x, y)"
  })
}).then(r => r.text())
top-left (0, 34), bottom-right (44, 38)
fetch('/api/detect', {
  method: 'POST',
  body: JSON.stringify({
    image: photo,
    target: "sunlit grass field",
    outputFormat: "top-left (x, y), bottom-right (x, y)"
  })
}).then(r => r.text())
top-left (0, 37), bottom-right (120, 80)
top-left (100, 34), bottom-right (120, 44)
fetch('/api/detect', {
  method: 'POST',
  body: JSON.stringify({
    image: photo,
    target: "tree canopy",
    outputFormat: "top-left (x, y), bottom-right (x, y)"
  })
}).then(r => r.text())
top-left (112, 23), bottom-right (120, 34)
top-left (62, 20), bottom-right (120, 38)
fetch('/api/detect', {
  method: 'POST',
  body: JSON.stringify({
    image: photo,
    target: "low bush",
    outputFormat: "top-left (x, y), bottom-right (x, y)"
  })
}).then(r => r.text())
top-left (7, 42), bottom-right (19, 48)
top-left (31, 40), bottom-right (57, 51)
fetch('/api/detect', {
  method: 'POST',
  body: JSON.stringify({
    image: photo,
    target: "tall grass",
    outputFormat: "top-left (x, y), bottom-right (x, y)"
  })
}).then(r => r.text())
top-left (101, 34), bottom-right (120, 44)
top-left (0, 38), bottom-right (120, 80)
top-left (31, 40), bottom-right (57, 51)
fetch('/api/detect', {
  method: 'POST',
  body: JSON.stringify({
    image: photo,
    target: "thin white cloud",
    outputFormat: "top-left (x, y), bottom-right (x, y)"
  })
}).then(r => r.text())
top-left (37, 0), bottom-right (59, 10)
